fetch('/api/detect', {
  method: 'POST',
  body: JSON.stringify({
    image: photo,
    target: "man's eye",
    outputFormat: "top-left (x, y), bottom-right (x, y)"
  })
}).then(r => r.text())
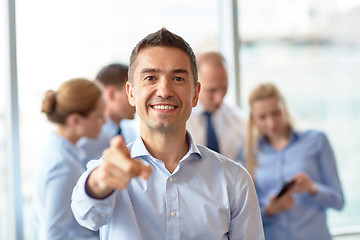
top-left (208, 89), bottom-right (217, 94)
top-left (145, 76), bottom-right (156, 81)
top-left (174, 77), bottom-right (184, 81)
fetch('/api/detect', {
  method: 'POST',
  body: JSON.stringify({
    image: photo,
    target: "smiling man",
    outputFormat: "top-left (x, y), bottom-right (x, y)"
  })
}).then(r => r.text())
top-left (71, 28), bottom-right (264, 240)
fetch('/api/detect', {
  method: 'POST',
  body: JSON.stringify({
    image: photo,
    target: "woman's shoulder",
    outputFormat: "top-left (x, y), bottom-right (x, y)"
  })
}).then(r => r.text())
top-left (296, 129), bottom-right (329, 146)
top-left (298, 128), bottom-right (326, 138)
top-left (38, 134), bottom-right (82, 170)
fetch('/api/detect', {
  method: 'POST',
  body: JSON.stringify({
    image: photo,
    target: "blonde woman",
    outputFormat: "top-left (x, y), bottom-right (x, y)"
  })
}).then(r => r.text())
top-left (33, 78), bottom-right (105, 240)
top-left (246, 82), bottom-right (344, 240)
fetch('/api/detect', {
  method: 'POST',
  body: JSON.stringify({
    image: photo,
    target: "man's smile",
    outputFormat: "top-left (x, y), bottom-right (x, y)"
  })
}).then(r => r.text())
top-left (151, 104), bottom-right (177, 110)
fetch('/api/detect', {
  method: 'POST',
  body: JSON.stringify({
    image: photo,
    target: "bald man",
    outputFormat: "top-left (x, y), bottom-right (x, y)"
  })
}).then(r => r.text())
top-left (186, 52), bottom-right (246, 163)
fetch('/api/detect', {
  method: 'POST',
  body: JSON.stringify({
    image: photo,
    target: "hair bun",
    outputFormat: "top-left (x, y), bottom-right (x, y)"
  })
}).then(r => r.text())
top-left (41, 90), bottom-right (56, 114)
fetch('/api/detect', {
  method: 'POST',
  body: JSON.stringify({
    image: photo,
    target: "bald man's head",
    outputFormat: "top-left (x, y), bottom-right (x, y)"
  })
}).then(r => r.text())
top-left (197, 52), bottom-right (228, 113)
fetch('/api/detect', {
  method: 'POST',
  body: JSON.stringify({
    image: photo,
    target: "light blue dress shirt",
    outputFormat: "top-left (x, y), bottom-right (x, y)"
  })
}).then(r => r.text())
top-left (71, 132), bottom-right (264, 240)
top-left (254, 129), bottom-right (344, 240)
top-left (77, 118), bottom-right (139, 166)
top-left (33, 132), bottom-right (99, 240)
top-left (187, 103), bottom-right (246, 163)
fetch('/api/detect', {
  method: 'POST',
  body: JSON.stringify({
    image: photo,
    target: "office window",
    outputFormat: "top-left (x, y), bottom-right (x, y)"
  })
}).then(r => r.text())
top-left (0, 87), bottom-right (10, 240)
top-left (0, 63), bottom-right (10, 240)
top-left (239, 0), bottom-right (360, 234)
top-left (1, 1), bottom-right (11, 238)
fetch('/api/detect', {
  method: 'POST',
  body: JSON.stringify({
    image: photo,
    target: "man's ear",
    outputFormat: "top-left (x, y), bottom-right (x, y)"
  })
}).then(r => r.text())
top-left (192, 82), bottom-right (201, 107)
top-left (105, 86), bottom-right (115, 101)
top-left (126, 82), bottom-right (136, 106)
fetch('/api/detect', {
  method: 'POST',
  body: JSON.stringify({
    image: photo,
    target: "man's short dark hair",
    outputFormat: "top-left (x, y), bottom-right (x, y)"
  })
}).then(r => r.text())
top-left (96, 63), bottom-right (128, 89)
top-left (128, 28), bottom-right (198, 86)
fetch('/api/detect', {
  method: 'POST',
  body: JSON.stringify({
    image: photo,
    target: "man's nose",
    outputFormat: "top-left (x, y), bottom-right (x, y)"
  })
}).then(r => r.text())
top-left (213, 90), bottom-right (225, 105)
top-left (156, 78), bottom-right (173, 98)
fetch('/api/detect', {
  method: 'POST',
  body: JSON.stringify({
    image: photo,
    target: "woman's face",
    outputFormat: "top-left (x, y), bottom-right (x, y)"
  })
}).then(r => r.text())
top-left (251, 97), bottom-right (289, 139)
top-left (78, 97), bottom-right (106, 139)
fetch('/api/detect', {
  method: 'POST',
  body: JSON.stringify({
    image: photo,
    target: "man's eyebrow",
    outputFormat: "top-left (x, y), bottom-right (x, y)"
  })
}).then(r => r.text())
top-left (140, 68), bottom-right (189, 75)
top-left (140, 68), bottom-right (159, 74)
top-left (172, 69), bottom-right (189, 75)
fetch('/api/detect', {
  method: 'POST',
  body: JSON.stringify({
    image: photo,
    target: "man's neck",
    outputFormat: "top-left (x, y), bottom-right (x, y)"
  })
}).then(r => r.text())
top-left (106, 110), bottom-right (122, 125)
top-left (140, 127), bottom-right (189, 173)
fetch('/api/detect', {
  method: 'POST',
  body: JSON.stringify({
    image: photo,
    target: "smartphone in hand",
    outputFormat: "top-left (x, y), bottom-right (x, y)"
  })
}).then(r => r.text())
top-left (276, 179), bottom-right (296, 199)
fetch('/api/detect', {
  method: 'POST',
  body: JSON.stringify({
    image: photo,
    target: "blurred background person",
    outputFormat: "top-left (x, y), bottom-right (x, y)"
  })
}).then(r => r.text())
top-left (33, 78), bottom-right (105, 240)
top-left (187, 51), bottom-right (246, 163)
top-left (246, 82), bottom-right (344, 240)
top-left (77, 63), bottom-right (138, 164)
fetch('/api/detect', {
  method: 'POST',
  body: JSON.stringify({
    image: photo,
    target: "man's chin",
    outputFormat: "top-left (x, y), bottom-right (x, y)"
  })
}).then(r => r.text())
top-left (150, 122), bottom-right (177, 131)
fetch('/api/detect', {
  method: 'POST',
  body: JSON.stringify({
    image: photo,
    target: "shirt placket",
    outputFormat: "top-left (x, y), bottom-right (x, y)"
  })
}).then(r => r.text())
top-left (279, 151), bottom-right (292, 239)
top-left (165, 175), bottom-right (179, 240)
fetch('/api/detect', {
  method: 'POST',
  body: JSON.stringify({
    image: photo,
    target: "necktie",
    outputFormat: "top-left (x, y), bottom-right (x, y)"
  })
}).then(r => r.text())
top-left (204, 112), bottom-right (219, 152)
top-left (117, 126), bottom-right (122, 136)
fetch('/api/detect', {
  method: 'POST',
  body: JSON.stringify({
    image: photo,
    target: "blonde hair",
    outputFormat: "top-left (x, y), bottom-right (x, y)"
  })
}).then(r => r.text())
top-left (41, 78), bottom-right (103, 124)
top-left (246, 82), bottom-right (293, 178)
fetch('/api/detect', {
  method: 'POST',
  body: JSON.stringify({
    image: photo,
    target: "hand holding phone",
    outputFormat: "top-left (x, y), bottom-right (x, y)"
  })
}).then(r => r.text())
top-left (276, 179), bottom-right (296, 199)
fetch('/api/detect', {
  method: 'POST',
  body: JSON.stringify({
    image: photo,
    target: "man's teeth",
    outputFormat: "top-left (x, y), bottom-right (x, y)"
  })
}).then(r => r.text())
top-left (152, 105), bottom-right (176, 110)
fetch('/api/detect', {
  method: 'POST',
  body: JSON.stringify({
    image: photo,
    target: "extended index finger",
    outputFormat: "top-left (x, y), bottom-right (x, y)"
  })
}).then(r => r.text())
top-left (105, 136), bottom-right (152, 178)
top-left (109, 135), bottom-right (131, 158)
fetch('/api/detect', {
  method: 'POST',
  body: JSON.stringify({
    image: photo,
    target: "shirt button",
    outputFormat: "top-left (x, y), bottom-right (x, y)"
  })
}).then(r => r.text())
top-left (169, 177), bottom-right (173, 182)
top-left (170, 210), bottom-right (176, 217)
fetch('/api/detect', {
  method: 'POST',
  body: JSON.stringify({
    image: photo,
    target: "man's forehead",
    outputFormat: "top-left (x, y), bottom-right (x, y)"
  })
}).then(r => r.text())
top-left (138, 46), bottom-right (188, 58)
top-left (135, 46), bottom-right (192, 71)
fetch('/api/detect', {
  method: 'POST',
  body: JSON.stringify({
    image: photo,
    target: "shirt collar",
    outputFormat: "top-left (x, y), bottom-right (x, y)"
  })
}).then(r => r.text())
top-left (259, 128), bottom-right (301, 148)
top-left (191, 104), bottom-right (206, 116)
top-left (130, 131), bottom-right (202, 161)
top-left (103, 117), bottom-right (120, 134)
top-left (290, 128), bottom-right (301, 142)
top-left (192, 103), bottom-right (225, 118)
top-left (51, 132), bottom-right (87, 163)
